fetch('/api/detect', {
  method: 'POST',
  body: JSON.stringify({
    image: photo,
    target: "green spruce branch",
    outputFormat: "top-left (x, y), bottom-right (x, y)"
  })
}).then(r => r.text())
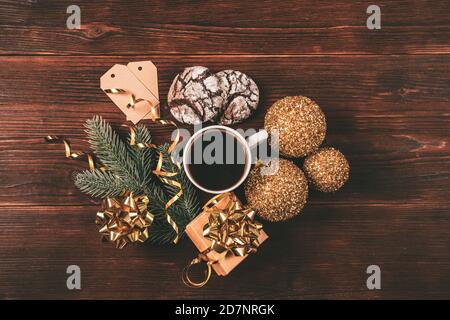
top-left (73, 116), bottom-right (200, 245)
top-left (84, 115), bottom-right (144, 194)
top-left (146, 145), bottom-right (201, 244)
top-left (159, 144), bottom-right (200, 224)
top-left (74, 169), bottom-right (125, 198)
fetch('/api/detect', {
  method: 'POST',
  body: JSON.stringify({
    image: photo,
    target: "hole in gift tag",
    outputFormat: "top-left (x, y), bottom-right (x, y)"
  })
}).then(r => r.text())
top-left (111, 74), bottom-right (115, 78)
top-left (138, 66), bottom-right (143, 71)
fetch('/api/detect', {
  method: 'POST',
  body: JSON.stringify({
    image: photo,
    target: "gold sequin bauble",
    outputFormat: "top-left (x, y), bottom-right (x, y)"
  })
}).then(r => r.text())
top-left (244, 159), bottom-right (308, 222)
top-left (303, 147), bottom-right (350, 192)
top-left (265, 96), bottom-right (326, 157)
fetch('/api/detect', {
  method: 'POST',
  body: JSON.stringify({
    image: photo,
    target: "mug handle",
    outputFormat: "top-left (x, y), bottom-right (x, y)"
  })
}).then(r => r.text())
top-left (246, 129), bottom-right (268, 149)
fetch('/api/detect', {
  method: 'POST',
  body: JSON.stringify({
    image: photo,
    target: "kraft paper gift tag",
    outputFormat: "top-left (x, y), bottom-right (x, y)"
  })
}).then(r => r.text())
top-left (100, 61), bottom-right (160, 124)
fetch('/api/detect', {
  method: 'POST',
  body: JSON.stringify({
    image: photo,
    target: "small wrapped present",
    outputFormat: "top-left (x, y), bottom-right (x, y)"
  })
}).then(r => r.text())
top-left (183, 192), bottom-right (268, 287)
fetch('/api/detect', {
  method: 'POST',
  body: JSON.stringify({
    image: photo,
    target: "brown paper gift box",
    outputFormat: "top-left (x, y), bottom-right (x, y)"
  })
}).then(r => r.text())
top-left (185, 194), bottom-right (268, 276)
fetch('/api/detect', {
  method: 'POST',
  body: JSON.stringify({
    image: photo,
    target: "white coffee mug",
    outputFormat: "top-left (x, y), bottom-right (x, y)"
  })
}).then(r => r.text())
top-left (183, 125), bottom-right (268, 194)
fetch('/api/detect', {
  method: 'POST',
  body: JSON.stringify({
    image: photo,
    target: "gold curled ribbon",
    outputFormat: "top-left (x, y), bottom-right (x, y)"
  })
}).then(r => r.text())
top-left (182, 251), bottom-right (213, 288)
top-left (127, 120), bottom-right (182, 244)
top-left (44, 135), bottom-right (95, 171)
top-left (153, 151), bottom-right (181, 244)
top-left (95, 192), bottom-right (154, 249)
top-left (183, 193), bottom-right (263, 287)
top-left (103, 88), bottom-right (160, 121)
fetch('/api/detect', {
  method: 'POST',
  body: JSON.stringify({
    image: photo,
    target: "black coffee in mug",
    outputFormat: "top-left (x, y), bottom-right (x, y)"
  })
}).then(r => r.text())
top-left (185, 128), bottom-right (248, 193)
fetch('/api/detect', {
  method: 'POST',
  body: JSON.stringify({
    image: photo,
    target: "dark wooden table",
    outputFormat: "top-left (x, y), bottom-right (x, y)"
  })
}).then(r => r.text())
top-left (1, 0), bottom-right (449, 299)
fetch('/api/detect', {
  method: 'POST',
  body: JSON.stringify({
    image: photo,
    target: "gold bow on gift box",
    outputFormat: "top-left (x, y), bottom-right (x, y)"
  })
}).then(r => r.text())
top-left (96, 193), bottom-right (154, 249)
top-left (203, 193), bottom-right (263, 259)
top-left (183, 193), bottom-right (265, 288)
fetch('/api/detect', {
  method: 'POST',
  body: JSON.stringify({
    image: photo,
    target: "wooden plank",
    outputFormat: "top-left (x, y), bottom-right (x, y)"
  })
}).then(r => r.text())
top-left (3, 0), bottom-right (450, 28)
top-left (0, 1), bottom-right (449, 55)
top-left (2, 130), bottom-right (450, 207)
top-left (1, 55), bottom-right (449, 112)
top-left (0, 205), bottom-right (448, 299)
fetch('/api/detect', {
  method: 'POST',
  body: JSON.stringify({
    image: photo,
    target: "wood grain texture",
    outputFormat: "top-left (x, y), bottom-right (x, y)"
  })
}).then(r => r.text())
top-left (0, 0), bottom-right (449, 299)
top-left (0, 1), bottom-right (449, 55)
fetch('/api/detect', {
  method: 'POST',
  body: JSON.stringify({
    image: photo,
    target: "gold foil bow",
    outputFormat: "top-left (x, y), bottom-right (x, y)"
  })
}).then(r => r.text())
top-left (182, 193), bottom-right (263, 288)
top-left (96, 193), bottom-right (154, 249)
top-left (203, 193), bottom-right (263, 258)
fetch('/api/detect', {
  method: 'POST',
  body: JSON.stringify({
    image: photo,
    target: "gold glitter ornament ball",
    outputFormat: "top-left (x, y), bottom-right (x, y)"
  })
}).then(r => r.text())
top-left (245, 159), bottom-right (308, 222)
top-left (265, 96), bottom-right (326, 158)
top-left (303, 147), bottom-right (350, 192)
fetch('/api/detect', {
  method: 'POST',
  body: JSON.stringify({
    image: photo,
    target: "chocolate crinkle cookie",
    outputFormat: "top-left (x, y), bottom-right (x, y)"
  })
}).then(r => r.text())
top-left (168, 66), bottom-right (226, 125)
top-left (216, 70), bottom-right (259, 125)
